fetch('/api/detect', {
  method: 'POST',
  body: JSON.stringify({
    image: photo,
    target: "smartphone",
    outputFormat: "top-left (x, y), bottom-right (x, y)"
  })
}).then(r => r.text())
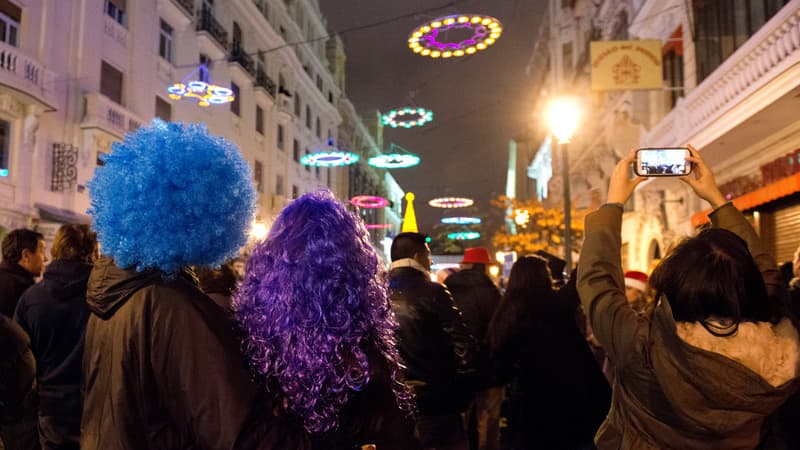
top-left (634, 147), bottom-right (692, 176)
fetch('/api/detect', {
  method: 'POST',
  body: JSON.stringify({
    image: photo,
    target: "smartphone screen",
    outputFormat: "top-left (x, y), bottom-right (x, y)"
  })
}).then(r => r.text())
top-left (635, 148), bottom-right (692, 176)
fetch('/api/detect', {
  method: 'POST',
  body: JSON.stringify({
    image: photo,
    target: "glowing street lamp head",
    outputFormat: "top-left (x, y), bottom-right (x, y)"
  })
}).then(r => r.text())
top-left (546, 97), bottom-right (581, 144)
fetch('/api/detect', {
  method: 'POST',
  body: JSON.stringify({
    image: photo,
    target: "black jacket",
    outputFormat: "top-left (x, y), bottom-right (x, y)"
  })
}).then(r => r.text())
top-left (14, 259), bottom-right (92, 418)
top-left (0, 315), bottom-right (35, 424)
top-left (444, 269), bottom-right (500, 343)
top-left (389, 266), bottom-right (477, 415)
top-left (81, 257), bottom-right (308, 450)
top-left (0, 262), bottom-right (35, 318)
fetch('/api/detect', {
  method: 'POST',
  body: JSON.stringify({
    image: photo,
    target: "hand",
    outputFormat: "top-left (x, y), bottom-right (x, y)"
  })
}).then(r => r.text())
top-left (607, 150), bottom-right (644, 204)
top-left (680, 145), bottom-right (726, 209)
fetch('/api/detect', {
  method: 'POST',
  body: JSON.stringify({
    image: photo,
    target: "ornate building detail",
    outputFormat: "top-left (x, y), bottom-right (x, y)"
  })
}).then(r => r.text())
top-left (51, 143), bottom-right (79, 192)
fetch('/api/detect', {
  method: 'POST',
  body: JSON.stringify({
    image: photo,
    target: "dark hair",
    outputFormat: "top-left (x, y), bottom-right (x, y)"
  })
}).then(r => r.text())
top-left (390, 232), bottom-right (429, 261)
top-left (51, 224), bottom-right (97, 262)
top-left (195, 262), bottom-right (238, 296)
top-left (779, 261), bottom-right (793, 287)
top-left (1, 229), bottom-right (44, 264)
top-left (650, 228), bottom-right (784, 335)
top-left (505, 255), bottom-right (554, 298)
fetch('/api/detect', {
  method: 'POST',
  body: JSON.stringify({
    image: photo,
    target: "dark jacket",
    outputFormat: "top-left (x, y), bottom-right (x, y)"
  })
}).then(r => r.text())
top-left (81, 257), bottom-right (308, 450)
top-left (0, 315), bottom-right (35, 424)
top-left (444, 269), bottom-right (500, 343)
top-left (578, 203), bottom-right (798, 449)
top-left (0, 262), bottom-right (35, 318)
top-left (389, 266), bottom-right (477, 415)
top-left (14, 259), bottom-right (92, 419)
top-left (488, 287), bottom-right (611, 449)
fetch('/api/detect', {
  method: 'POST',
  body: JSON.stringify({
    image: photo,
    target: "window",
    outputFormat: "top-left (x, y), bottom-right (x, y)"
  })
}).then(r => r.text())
top-left (294, 92), bottom-right (301, 116)
top-left (305, 106), bottom-right (311, 129)
top-left (256, 105), bottom-right (264, 134)
top-left (278, 73), bottom-right (287, 95)
top-left (316, 75), bottom-right (323, 91)
top-left (100, 61), bottom-right (123, 104)
top-left (293, 139), bottom-right (300, 162)
top-left (328, 91), bottom-right (333, 104)
top-left (232, 21), bottom-right (242, 51)
top-left (326, 168), bottom-right (330, 187)
top-left (202, 0), bottom-right (214, 13)
top-left (275, 174), bottom-right (284, 196)
top-left (663, 28), bottom-right (685, 109)
top-left (277, 124), bottom-right (285, 150)
top-left (0, 2), bottom-right (21, 47)
top-left (315, 165), bottom-right (320, 179)
top-left (304, 149), bottom-right (310, 172)
top-left (254, 160), bottom-right (264, 193)
top-left (315, 117), bottom-right (321, 138)
top-left (155, 97), bottom-right (171, 121)
top-left (561, 42), bottom-right (573, 80)
top-left (231, 83), bottom-right (240, 116)
top-left (292, 185), bottom-right (299, 199)
top-left (0, 119), bottom-right (9, 177)
top-left (105, 0), bottom-right (126, 27)
top-left (159, 20), bottom-right (173, 62)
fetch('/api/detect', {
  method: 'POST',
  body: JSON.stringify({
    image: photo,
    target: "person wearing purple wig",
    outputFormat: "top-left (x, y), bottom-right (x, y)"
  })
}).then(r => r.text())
top-left (234, 190), bottom-right (420, 450)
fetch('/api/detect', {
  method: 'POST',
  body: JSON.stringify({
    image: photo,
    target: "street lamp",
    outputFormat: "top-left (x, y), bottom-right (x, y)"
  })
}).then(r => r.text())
top-left (546, 97), bottom-right (580, 275)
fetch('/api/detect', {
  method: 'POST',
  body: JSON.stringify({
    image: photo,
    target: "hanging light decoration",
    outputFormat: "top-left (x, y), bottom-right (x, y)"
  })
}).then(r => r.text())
top-left (365, 223), bottom-right (394, 229)
top-left (301, 138), bottom-right (360, 167)
top-left (408, 14), bottom-right (503, 59)
top-left (448, 231), bottom-right (481, 240)
top-left (167, 64), bottom-right (235, 107)
top-left (428, 197), bottom-right (475, 208)
top-left (351, 195), bottom-right (390, 209)
top-left (368, 143), bottom-right (421, 169)
top-left (441, 216), bottom-right (482, 225)
top-left (381, 107), bottom-right (434, 129)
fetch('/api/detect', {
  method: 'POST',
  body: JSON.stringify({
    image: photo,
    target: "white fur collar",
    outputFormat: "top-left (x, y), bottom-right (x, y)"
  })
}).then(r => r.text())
top-left (675, 318), bottom-right (800, 387)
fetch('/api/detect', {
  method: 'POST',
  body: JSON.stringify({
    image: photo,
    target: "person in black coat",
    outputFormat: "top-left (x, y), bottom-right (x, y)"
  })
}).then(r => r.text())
top-left (14, 224), bottom-right (98, 450)
top-left (488, 255), bottom-right (610, 450)
top-left (0, 316), bottom-right (35, 432)
top-left (389, 232), bottom-right (478, 450)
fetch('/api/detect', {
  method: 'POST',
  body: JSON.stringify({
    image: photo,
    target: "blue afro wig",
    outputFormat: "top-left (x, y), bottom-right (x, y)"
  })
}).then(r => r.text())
top-left (233, 190), bottom-right (411, 434)
top-left (88, 119), bottom-right (256, 272)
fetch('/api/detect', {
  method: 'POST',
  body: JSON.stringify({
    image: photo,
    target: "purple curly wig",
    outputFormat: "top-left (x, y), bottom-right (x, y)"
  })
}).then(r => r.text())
top-left (233, 191), bottom-right (410, 434)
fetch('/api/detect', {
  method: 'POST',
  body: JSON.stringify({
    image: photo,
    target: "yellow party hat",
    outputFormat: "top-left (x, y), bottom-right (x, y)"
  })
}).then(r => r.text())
top-left (401, 192), bottom-right (418, 233)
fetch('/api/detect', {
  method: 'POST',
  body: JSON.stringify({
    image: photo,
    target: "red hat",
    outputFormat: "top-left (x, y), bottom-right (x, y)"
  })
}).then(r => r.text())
top-left (461, 247), bottom-right (492, 265)
top-left (624, 270), bottom-right (648, 292)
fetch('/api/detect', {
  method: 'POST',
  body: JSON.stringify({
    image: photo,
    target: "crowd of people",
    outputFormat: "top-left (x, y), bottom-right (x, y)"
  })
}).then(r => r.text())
top-left (1, 122), bottom-right (800, 450)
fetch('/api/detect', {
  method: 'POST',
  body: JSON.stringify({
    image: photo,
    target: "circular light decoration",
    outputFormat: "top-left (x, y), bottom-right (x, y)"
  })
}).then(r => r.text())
top-left (448, 231), bottom-right (481, 240)
top-left (351, 195), bottom-right (389, 209)
top-left (300, 151), bottom-right (359, 167)
top-left (167, 65), bottom-right (234, 107)
top-left (381, 107), bottom-right (434, 129)
top-left (408, 14), bottom-right (503, 59)
top-left (428, 197), bottom-right (475, 209)
top-left (441, 216), bottom-right (482, 225)
top-left (365, 223), bottom-right (394, 230)
top-left (368, 153), bottom-right (421, 169)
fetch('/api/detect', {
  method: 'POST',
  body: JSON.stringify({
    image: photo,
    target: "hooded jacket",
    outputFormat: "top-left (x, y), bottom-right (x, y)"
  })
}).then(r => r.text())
top-left (578, 203), bottom-right (799, 449)
top-left (81, 257), bottom-right (308, 450)
top-left (444, 268), bottom-right (500, 343)
top-left (0, 315), bottom-right (35, 424)
top-left (0, 262), bottom-right (35, 318)
top-left (14, 259), bottom-right (92, 419)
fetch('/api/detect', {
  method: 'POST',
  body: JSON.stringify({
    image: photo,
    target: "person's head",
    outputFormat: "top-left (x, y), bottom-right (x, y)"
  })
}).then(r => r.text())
top-left (2, 229), bottom-right (46, 276)
top-left (51, 224), bottom-right (97, 263)
top-left (391, 231), bottom-right (431, 269)
top-left (233, 191), bottom-right (410, 434)
top-left (88, 119), bottom-right (256, 273)
top-left (650, 228), bottom-right (783, 334)
top-left (624, 270), bottom-right (649, 305)
top-left (195, 261), bottom-right (238, 296)
top-left (460, 247), bottom-right (492, 273)
top-left (505, 255), bottom-right (553, 297)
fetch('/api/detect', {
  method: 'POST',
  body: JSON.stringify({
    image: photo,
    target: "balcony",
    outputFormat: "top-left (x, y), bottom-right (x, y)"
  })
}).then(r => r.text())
top-left (196, 9), bottom-right (229, 59)
top-left (255, 69), bottom-right (277, 98)
top-left (158, 0), bottom-right (194, 28)
top-left (81, 92), bottom-right (145, 139)
top-left (228, 46), bottom-right (256, 82)
top-left (0, 41), bottom-right (58, 109)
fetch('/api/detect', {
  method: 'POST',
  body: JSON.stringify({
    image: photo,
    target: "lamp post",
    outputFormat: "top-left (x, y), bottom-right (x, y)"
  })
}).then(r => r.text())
top-left (546, 97), bottom-right (580, 275)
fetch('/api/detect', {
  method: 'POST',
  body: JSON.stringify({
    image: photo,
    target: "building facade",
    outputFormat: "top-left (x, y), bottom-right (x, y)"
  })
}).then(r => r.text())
top-left (526, 0), bottom-right (798, 271)
top-left (0, 0), bottom-right (351, 244)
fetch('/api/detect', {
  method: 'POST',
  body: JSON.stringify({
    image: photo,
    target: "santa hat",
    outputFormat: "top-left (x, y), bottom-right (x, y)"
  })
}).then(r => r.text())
top-left (624, 270), bottom-right (648, 292)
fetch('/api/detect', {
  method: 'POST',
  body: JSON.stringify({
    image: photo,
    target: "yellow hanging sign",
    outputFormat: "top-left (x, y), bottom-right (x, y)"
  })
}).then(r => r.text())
top-left (590, 40), bottom-right (663, 91)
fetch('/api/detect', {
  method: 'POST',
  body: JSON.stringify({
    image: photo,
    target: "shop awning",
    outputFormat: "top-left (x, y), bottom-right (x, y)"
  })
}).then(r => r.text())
top-left (35, 203), bottom-right (92, 225)
top-left (691, 173), bottom-right (800, 227)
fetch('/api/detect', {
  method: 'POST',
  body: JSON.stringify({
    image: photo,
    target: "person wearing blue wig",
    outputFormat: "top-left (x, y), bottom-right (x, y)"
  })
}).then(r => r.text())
top-left (234, 190), bottom-right (420, 450)
top-left (81, 119), bottom-right (309, 449)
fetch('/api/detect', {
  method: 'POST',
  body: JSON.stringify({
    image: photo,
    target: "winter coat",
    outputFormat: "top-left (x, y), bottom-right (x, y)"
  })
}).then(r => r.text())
top-left (488, 287), bottom-right (611, 449)
top-left (0, 316), bottom-right (35, 424)
top-left (578, 203), bottom-right (799, 449)
top-left (389, 266), bottom-right (478, 415)
top-left (444, 269), bottom-right (501, 343)
top-left (14, 259), bottom-right (92, 420)
top-left (81, 257), bottom-right (308, 450)
top-left (0, 262), bottom-right (35, 318)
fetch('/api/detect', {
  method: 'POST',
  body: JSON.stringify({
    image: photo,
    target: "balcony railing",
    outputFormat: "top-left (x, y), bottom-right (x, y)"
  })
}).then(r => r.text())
top-left (171, 0), bottom-right (194, 16)
top-left (229, 46), bottom-right (256, 78)
top-left (0, 40), bottom-right (57, 108)
top-left (255, 70), bottom-right (277, 97)
top-left (82, 92), bottom-right (145, 138)
top-left (196, 8), bottom-right (229, 51)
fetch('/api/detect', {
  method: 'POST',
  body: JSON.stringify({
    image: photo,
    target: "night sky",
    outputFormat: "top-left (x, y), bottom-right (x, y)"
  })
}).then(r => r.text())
top-left (319, 0), bottom-right (547, 232)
